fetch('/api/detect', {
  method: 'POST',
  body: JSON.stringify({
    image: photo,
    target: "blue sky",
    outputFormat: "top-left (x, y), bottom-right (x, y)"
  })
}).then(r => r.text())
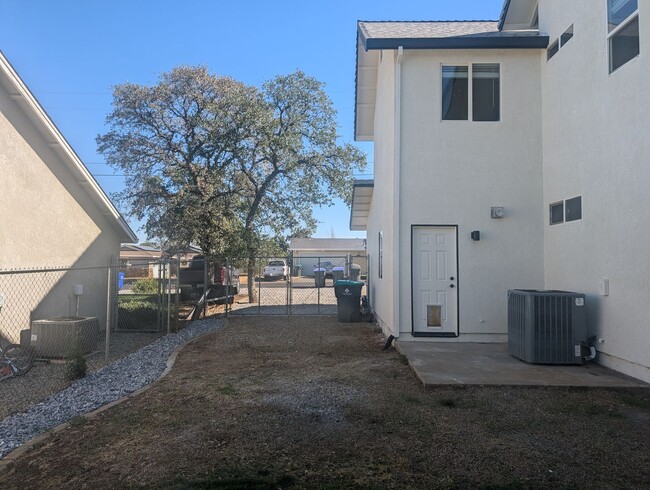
top-left (0, 0), bottom-right (502, 242)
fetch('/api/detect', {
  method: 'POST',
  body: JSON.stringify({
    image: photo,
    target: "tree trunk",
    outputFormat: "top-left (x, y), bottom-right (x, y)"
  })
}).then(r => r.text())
top-left (247, 253), bottom-right (257, 303)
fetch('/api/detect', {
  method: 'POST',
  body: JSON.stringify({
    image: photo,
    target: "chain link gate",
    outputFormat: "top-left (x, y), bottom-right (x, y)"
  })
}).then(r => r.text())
top-left (225, 254), bottom-right (369, 317)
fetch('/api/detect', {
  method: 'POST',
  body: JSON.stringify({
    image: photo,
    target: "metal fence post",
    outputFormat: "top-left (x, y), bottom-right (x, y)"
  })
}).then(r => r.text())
top-left (203, 257), bottom-right (208, 319)
top-left (175, 255), bottom-right (181, 331)
top-left (166, 259), bottom-right (171, 334)
top-left (225, 258), bottom-right (230, 318)
top-left (288, 253), bottom-right (292, 316)
top-left (257, 260), bottom-right (261, 315)
top-left (105, 257), bottom-right (113, 363)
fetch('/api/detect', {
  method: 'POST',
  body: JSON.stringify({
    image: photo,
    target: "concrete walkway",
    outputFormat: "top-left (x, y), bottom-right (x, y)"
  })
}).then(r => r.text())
top-left (396, 341), bottom-right (647, 387)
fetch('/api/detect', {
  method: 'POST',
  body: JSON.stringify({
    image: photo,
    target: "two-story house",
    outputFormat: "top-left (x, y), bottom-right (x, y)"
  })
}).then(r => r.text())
top-left (351, 0), bottom-right (649, 383)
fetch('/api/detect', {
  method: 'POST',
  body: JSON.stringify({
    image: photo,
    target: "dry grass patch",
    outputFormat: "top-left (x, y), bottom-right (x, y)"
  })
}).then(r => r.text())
top-left (1, 316), bottom-right (648, 489)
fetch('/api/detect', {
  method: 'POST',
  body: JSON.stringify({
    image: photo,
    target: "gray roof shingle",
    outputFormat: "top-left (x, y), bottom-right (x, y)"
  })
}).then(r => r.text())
top-left (359, 21), bottom-right (500, 39)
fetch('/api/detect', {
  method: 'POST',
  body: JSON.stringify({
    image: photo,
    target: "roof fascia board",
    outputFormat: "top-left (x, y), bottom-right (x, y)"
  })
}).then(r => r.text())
top-left (354, 31), bottom-right (362, 140)
top-left (353, 181), bottom-right (375, 189)
top-left (364, 35), bottom-right (548, 50)
top-left (499, 0), bottom-right (513, 31)
top-left (0, 52), bottom-right (138, 243)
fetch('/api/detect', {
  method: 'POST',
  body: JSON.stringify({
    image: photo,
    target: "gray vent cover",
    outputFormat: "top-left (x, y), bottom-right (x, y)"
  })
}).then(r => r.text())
top-left (507, 290), bottom-right (587, 364)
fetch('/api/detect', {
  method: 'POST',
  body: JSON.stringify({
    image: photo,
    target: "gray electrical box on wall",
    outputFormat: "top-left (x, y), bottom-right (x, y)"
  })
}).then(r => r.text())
top-left (491, 206), bottom-right (505, 218)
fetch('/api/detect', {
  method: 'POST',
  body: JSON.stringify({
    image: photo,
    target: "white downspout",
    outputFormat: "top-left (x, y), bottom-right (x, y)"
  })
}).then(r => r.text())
top-left (393, 46), bottom-right (403, 338)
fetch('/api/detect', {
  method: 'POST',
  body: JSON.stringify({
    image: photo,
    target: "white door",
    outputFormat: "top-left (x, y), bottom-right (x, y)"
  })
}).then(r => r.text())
top-left (412, 226), bottom-right (458, 336)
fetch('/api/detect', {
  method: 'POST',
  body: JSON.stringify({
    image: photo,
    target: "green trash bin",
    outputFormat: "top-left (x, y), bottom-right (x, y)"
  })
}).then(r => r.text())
top-left (334, 280), bottom-right (363, 322)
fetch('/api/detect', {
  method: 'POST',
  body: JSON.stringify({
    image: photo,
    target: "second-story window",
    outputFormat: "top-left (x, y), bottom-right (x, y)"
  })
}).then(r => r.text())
top-left (608, 0), bottom-right (640, 73)
top-left (442, 64), bottom-right (500, 122)
top-left (442, 66), bottom-right (469, 120)
top-left (472, 64), bottom-right (500, 121)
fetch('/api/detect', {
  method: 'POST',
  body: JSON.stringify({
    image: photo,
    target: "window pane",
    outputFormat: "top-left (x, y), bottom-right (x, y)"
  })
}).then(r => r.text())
top-left (608, 0), bottom-right (638, 32)
top-left (565, 196), bottom-right (582, 222)
top-left (610, 16), bottom-right (640, 72)
top-left (547, 39), bottom-right (559, 60)
top-left (550, 202), bottom-right (564, 225)
top-left (442, 66), bottom-right (468, 120)
top-left (472, 64), bottom-right (500, 122)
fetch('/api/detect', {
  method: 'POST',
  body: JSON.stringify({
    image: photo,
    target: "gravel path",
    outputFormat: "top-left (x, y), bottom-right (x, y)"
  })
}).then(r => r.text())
top-left (0, 318), bottom-right (223, 458)
top-left (0, 331), bottom-right (165, 421)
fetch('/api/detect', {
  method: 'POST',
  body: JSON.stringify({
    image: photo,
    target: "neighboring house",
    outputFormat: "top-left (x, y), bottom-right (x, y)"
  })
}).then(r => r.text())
top-left (351, 0), bottom-right (649, 383)
top-left (289, 238), bottom-right (367, 276)
top-left (176, 245), bottom-right (203, 268)
top-left (0, 51), bottom-right (137, 342)
top-left (119, 244), bottom-right (163, 278)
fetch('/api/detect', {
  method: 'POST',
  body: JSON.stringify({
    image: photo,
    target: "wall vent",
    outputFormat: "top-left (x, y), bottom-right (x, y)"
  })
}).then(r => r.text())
top-left (507, 290), bottom-right (587, 364)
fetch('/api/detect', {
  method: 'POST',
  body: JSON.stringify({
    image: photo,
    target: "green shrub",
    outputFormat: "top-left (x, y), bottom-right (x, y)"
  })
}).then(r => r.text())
top-left (65, 352), bottom-right (87, 381)
top-left (132, 278), bottom-right (159, 294)
top-left (118, 298), bottom-right (159, 329)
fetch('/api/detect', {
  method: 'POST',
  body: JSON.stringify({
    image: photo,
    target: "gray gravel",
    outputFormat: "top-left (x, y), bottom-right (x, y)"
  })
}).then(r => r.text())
top-left (0, 331), bottom-right (165, 421)
top-left (0, 318), bottom-right (223, 458)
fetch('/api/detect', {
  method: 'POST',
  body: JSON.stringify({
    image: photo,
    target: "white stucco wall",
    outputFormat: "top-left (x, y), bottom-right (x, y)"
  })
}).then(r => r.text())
top-left (0, 85), bottom-right (122, 341)
top-left (539, 0), bottom-right (650, 382)
top-left (397, 49), bottom-right (546, 340)
top-left (366, 50), bottom-right (398, 337)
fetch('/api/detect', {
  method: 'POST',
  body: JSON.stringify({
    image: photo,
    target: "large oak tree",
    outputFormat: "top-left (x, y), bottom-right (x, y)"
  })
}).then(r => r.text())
top-left (98, 66), bottom-right (365, 299)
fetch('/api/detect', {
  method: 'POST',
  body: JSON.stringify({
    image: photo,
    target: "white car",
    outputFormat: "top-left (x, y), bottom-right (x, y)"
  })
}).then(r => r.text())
top-left (263, 259), bottom-right (289, 280)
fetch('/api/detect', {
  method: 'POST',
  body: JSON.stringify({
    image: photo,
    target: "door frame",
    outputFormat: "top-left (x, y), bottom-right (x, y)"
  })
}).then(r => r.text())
top-left (410, 224), bottom-right (460, 338)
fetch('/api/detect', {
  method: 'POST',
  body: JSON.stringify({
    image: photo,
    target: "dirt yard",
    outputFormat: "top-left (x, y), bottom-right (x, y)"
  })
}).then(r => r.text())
top-left (1, 317), bottom-right (648, 489)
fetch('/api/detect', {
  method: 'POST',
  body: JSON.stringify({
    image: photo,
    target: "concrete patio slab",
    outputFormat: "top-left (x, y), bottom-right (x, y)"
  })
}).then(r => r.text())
top-left (395, 341), bottom-right (648, 387)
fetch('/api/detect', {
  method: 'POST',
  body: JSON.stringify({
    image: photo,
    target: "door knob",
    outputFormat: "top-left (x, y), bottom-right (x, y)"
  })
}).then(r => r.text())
top-left (450, 277), bottom-right (455, 281)
top-left (450, 284), bottom-right (455, 288)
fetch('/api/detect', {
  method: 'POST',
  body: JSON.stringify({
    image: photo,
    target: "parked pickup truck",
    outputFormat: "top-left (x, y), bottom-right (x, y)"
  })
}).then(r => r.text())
top-left (263, 259), bottom-right (289, 281)
top-left (179, 255), bottom-right (240, 298)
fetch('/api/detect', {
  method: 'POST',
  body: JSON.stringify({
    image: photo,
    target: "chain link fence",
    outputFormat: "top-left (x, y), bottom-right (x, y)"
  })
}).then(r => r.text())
top-left (226, 254), bottom-right (368, 316)
top-left (0, 253), bottom-right (368, 419)
top-left (0, 259), bottom-right (181, 419)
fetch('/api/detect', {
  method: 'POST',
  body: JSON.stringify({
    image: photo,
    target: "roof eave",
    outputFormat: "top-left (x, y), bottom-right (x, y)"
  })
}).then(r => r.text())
top-left (0, 51), bottom-right (138, 244)
top-left (498, 0), bottom-right (513, 31)
top-left (364, 35), bottom-right (548, 50)
top-left (349, 180), bottom-right (374, 232)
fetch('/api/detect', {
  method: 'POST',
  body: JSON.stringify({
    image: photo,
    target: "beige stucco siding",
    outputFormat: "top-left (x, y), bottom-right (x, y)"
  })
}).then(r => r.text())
top-left (398, 49), bottom-right (545, 339)
top-left (0, 84), bottom-right (122, 340)
top-left (540, 0), bottom-right (650, 382)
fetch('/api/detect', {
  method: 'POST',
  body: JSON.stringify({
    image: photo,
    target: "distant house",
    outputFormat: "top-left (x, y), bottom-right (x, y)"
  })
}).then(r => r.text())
top-left (0, 51), bottom-right (137, 342)
top-left (351, 0), bottom-right (649, 383)
top-left (289, 238), bottom-right (366, 276)
top-left (119, 244), bottom-right (163, 279)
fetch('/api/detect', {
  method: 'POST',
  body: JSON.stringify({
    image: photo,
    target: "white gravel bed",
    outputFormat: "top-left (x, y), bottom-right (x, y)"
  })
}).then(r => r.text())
top-left (0, 318), bottom-right (223, 458)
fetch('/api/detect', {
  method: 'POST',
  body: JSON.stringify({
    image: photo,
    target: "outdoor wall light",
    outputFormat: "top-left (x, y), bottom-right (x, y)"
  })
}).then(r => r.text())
top-left (471, 231), bottom-right (481, 241)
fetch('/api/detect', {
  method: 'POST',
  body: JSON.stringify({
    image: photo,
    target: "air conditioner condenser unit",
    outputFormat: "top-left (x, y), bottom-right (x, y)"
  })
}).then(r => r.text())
top-left (507, 289), bottom-right (590, 365)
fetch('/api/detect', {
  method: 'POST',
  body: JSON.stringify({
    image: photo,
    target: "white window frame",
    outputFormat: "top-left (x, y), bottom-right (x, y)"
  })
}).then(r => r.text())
top-left (440, 63), bottom-right (501, 123)
top-left (549, 201), bottom-right (565, 225)
top-left (607, 0), bottom-right (640, 74)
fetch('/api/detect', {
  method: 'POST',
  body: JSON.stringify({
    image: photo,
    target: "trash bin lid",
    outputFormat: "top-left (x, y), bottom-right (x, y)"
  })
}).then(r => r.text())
top-left (332, 266), bottom-right (344, 271)
top-left (313, 267), bottom-right (325, 272)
